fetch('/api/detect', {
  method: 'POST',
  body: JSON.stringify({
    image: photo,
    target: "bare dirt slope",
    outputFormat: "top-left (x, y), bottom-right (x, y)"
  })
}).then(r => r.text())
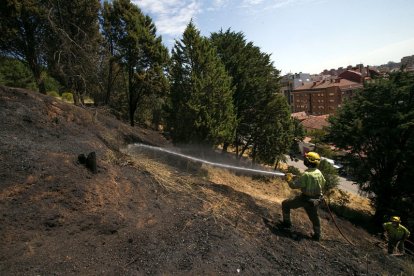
top-left (0, 86), bottom-right (412, 275)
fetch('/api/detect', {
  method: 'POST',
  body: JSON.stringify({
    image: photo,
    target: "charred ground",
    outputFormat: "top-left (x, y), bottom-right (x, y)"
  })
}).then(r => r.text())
top-left (0, 86), bottom-right (412, 275)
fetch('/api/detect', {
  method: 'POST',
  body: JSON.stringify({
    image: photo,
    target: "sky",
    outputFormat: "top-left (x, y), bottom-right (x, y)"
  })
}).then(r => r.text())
top-left (133, 0), bottom-right (414, 75)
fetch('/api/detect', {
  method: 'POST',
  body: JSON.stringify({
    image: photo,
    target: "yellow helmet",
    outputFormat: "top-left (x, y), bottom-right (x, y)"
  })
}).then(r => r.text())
top-left (391, 216), bottom-right (401, 223)
top-left (305, 152), bottom-right (321, 165)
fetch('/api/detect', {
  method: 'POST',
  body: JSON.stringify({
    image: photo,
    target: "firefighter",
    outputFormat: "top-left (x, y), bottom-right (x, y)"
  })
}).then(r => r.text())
top-left (281, 152), bottom-right (326, 241)
top-left (383, 216), bottom-right (410, 255)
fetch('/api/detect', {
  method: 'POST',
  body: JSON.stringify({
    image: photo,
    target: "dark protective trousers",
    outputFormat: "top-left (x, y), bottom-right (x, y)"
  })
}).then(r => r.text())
top-left (282, 194), bottom-right (321, 236)
top-left (387, 238), bottom-right (405, 254)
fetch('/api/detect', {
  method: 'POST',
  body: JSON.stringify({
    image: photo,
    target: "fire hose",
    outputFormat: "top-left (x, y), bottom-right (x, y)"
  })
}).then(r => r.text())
top-left (323, 199), bottom-right (354, 246)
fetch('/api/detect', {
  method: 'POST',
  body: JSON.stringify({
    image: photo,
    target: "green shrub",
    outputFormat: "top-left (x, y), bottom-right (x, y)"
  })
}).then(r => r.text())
top-left (315, 143), bottom-right (335, 159)
top-left (287, 165), bottom-right (302, 177)
top-left (61, 92), bottom-right (74, 102)
top-left (47, 91), bottom-right (59, 97)
top-left (43, 74), bottom-right (61, 92)
top-left (0, 56), bottom-right (36, 90)
top-left (319, 159), bottom-right (339, 194)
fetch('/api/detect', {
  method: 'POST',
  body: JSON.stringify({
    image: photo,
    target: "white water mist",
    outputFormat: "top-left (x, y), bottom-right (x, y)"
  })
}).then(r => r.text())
top-left (127, 143), bottom-right (285, 177)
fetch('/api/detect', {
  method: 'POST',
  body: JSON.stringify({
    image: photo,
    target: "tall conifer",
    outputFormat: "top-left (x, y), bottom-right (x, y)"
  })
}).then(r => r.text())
top-left (0, 0), bottom-right (49, 93)
top-left (170, 22), bottom-right (236, 146)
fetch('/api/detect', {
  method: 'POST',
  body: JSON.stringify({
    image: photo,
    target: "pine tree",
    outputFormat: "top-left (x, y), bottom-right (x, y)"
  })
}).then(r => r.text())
top-left (47, 0), bottom-right (102, 105)
top-left (210, 29), bottom-right (290, 161)
top-left (327, 71), bottom-right (414, 225)
top-left (0, 0), bottom-right (48, 93)
top-left (169, 22), bottom-right (236, 146)
top-left (253, 94), bottom-right (293, 166)
top-left (103, 0), bottom-right (169, 126)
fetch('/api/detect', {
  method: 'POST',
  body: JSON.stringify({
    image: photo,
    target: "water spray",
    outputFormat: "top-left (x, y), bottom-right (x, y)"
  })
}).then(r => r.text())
top-left (127, 143), bottom-right (285, 177)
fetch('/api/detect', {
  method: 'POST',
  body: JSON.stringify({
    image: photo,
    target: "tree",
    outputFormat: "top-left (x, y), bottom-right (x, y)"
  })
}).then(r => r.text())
top-left (0, 0), bottom-right (48, 93)
top-left (0, 56), bottom-right (37, 90)
top-left (104, 0), bottom-right (169, 126)
top-left (169, 22), bottom-right (236, 146)
top-left (254, 94), bottom-right (293, 167)
top-left (318, 159), bottom-right (339, 195)
top-left (210, 29), bottom-right (290, 161)
top-left (46, 0), bottom-right (102, 105)
top-left (289, 118), bottom-right (305, 158)
top-left (101, 1), bottom-right (119, 105)
top-left (327, 72), bottom-right (414, 224)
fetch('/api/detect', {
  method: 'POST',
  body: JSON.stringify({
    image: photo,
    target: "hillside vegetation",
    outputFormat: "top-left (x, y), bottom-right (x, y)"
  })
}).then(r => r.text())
top-left (0, 86), bottom-right (413, 274)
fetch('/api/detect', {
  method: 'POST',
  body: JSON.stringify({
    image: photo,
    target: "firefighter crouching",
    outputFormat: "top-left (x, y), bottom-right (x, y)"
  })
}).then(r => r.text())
top-left (281, 152), bottom-right (326, 241)
top-left (383, 216), bottom-right (410, 255)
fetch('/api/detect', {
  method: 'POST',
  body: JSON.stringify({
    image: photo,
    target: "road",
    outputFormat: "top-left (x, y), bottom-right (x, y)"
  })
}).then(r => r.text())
top-left (283, 156), bottom-right (360, 195)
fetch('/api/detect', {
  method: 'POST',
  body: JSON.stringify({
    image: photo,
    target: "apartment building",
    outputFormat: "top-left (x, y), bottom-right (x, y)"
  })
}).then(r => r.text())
top-left (280, 73), bottom-right (313, 105)
top-left (291, 78), bottom-right (362, 115)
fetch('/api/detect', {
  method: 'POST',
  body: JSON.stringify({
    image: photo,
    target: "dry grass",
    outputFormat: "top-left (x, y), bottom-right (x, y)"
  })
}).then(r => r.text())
top-left (122, 149), bottom-right (374, 234)
top-left (328, 189), bottom-right (374, 215)
top-left (204, 165), bottom-right (291, 204)
top-left (127, 153), bottom-right (197, 194)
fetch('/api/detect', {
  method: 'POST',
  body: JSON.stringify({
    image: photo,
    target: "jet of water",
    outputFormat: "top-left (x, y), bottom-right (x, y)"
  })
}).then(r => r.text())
top-left (127, 143), bottom-right (285, 177)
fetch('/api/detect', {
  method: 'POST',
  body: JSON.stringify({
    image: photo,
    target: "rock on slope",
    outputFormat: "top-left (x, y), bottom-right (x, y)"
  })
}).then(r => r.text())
top-left (0, 86), bottom-right (410, 275)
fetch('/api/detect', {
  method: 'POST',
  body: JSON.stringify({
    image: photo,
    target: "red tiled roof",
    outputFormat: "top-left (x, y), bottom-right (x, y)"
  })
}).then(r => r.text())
top-left (342, 70), bottom-right (362, 76)
top-left (291, 111), bottom-right (308, 121)
top-left (294, 82), bottom-right (316, 91)
top-left (292, 78), bottom-right (362, 91)
top-left (301, 115), bottom-right (329, 130)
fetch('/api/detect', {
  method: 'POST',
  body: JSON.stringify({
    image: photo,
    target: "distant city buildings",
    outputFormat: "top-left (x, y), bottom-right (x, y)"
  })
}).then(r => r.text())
top-left (291, 78), bottom-right (362, 115)
top-left (282, 54), bottom-right (414, 116)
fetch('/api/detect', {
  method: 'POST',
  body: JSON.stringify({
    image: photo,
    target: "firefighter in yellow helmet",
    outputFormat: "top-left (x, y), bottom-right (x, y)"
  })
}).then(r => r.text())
top-left (281, 152), bottom-right (326, 241)
top-left (383, 216), bottom-right (410, 254)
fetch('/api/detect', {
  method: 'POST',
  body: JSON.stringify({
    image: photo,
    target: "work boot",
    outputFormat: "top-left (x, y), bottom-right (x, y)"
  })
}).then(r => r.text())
top-left (278, 221), bottom-right (292, 229)
top-left (311, 233), bottom-right (321, 241)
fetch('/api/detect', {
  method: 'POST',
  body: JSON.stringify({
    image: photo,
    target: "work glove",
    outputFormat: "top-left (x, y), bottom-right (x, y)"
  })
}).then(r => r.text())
top-left (285, 173), bottom-right (293, 182)
top-left (309, 198), bottom-right (321, 207)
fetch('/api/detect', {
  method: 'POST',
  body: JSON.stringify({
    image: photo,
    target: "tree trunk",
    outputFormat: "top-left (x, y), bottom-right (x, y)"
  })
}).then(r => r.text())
top-left (251, 144), bottom-right (257, 165)
top-left (73, 91), bottom-right (81, 105)
top-left (129, 104), bottom-right (136, 126)
top-left (105, 56), bottom-right (114, 105)
top-left (28, 59), bottom-right (46, 94)
top-left (222, 142), bottom-right (229, 154)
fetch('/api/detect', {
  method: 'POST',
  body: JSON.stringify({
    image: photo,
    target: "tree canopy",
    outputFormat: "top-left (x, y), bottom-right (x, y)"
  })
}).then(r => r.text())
top-left (327, 72), bottom-right (414, 225)
top-left (102, 0), bottom-right (169, 126)
top-left (0, 0), bottom-right (49, 93)
top-left (1, 1), bottom-right (297, 171)
top-left (210, 29), bottom-right (293, 164)
top-left (169, 22), bottom-right (236, 146)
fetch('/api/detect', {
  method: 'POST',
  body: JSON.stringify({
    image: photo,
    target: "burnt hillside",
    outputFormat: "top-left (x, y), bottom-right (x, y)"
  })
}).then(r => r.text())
top-left (0, 86), bottom-right (412, 275)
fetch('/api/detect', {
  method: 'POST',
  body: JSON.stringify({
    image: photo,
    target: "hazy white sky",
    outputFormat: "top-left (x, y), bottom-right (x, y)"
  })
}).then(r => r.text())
top-left (134, 0), bottom-right (414, 74)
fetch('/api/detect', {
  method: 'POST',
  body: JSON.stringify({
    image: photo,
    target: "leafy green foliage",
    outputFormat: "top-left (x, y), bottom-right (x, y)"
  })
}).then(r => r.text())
top-left (103, 0), bottom-right (169, 126)
top-left (0, 0), bottom-right (48, 93)
top-left (327, 71), bottom-right (414, 225)
top-left (287, 165), bottom-right (302, 176)
top-left (314, 144), bottom-right (335, 159)
top-left (0, 56), bottom-right (37, 90)
top-left (254, 94), bottom-right (294, 166)
top-left (46, 0), bottom-right (102, 104)
top-left (210, 29), bottom-right (292, 163)
top-left (318, 159), bottom-right (339, 194)
top-left (61, 92), bottom-right (74, 102)
top-left (169, 22), bottom-right (236, 146)
top-left (43, 73), bottom-right (62, 93)
top-left (46, 91), bottom-right (59, 97)
top-left (306, 129), bottom-right (326, 144)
